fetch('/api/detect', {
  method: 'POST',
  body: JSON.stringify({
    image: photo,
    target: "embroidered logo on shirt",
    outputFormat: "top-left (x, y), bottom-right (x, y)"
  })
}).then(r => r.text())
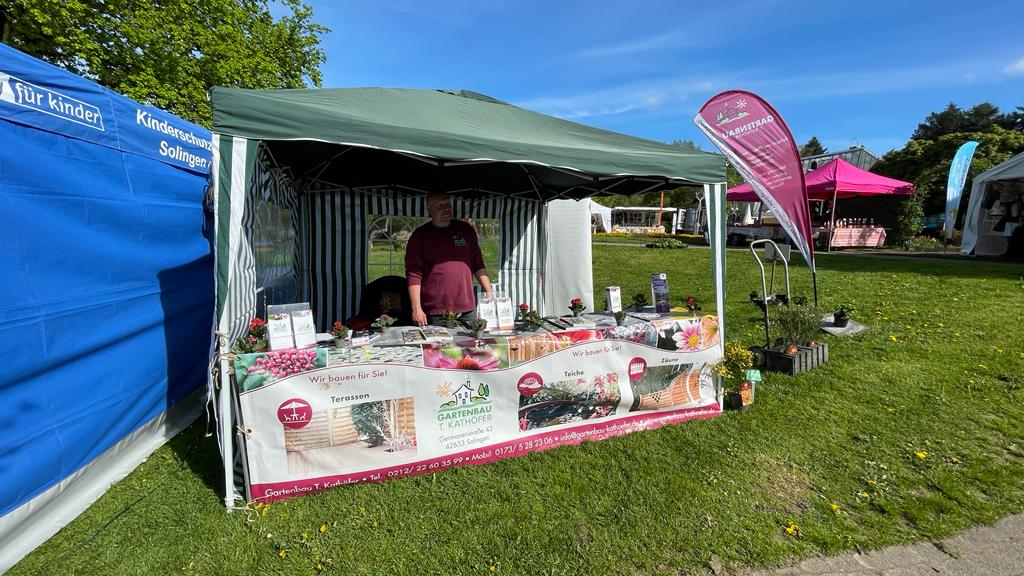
top-left (453, 234), bottom-right (466, 247)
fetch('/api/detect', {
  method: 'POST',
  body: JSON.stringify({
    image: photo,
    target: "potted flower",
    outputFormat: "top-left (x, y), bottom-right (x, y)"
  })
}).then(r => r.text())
top-left (330, 320), bottom-right (349, 346)
top-left (685, 295), bottom-right (702, 316)
top-left (371, 313), bottom-right (396, 331)
top-left (568, 297), bottom-right (586, 317)
top-left (631, 292), bottom-right (649, 311)
top-left (613, 311), bottom-right (626, 326)
top-left (833, 303), bottom-right (855, 327)
top-left (469, 317), bottom-right (489, 339)
top-left (516, 303), bottom-right (530, 322)
top-left (713, 342), bottom-right (754, 411)
top-left (523, 308), bottom-right (544, 331)
top-left (441, 307), bottom-right (461, 329)
top-left (234, 317), bottom-right (268, 354)
top-left (770, 303), bottom-right (820, 355)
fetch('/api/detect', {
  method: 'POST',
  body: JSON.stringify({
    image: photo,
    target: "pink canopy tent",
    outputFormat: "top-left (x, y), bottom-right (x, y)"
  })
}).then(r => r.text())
top-left (727, 157), bottom-right (914, 201)
top-left (728, 157), bottom-right (915, 251)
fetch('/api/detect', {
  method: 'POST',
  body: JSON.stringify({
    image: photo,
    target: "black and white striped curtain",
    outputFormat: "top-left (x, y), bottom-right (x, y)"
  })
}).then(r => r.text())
top-left (299, 184), bottom-right (545, 328)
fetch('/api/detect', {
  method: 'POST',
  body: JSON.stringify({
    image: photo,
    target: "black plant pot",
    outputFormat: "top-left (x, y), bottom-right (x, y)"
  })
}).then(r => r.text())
top-left (724, 391), bottom-right (748, 411)
top-left (834, 315), bottom-right (849, 328)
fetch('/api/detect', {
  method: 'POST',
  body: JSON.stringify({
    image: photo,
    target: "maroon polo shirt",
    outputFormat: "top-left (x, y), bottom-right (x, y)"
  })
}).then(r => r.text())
top-left (405, 220), bottom-right (485, 315)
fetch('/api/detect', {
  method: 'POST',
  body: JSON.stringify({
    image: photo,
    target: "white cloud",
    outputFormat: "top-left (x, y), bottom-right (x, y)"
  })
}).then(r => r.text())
top-left (1002, 58), bottom-right (1024, 75)
top-left (574, 30), bottom-right (700, 60)
top-left (515, 79), bottom-right (716, 120)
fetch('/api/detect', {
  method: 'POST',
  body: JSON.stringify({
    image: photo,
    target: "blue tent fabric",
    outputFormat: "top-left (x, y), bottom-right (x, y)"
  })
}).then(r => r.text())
top-left (0, 44), bottom-right (213, 569)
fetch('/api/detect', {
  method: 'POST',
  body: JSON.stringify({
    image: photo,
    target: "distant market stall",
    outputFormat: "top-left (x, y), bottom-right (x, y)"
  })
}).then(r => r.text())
top-left (0, 45), bottom-right (212, 571)
top-left (727, 158), bottom-right (914, 250)
top-left (210, 87), bottom-right (729, 506)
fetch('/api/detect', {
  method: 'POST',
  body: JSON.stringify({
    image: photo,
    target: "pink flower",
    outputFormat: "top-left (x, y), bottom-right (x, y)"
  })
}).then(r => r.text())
top-left (673, 324), bottom-right (703, 351)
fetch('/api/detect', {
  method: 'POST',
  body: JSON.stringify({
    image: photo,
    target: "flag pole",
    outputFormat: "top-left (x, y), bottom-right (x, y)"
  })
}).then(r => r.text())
top-left (812, 270), bottom-right (818, 307)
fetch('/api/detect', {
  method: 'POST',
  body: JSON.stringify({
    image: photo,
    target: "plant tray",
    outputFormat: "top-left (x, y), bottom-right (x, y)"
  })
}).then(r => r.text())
top-left (764, 343), bottom-right (828, 375)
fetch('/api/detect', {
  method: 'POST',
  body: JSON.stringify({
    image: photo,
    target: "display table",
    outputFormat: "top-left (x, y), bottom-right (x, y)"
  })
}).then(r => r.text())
top-left (829, 226), bottom-right (886, 248)
top-left (232, 314), bottom-right (724, 502)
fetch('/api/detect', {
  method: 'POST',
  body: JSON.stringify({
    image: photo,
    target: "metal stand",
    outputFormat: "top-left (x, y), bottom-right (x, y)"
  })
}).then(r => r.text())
top-left (748, 239), bottom-right (791, 349)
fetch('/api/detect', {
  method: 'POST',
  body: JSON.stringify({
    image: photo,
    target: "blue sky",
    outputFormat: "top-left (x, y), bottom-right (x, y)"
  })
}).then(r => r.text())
top-left (305, 0), bottom-right (1024, 156)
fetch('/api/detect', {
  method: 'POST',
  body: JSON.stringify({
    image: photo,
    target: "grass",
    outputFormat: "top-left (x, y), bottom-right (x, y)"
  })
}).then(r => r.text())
top-left (11, 247), bottom-right (1024, 575)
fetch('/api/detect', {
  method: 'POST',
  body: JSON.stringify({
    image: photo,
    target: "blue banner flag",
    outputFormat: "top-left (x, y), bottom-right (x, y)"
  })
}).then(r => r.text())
top-left (945, 141), bottom-right (979, 239)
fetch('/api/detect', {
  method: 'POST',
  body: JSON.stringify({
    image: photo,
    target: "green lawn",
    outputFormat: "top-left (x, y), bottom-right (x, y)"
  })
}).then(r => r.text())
top-left (11, 247), bottom-right (1024, 575)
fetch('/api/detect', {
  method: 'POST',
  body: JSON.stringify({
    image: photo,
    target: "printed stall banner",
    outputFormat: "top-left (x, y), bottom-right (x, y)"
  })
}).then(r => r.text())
top-left (237, 317), bottom-right (724, 502)
top-left (945, 141), bottom-right (979, 240)
top-left (694, 90), bottom-right (814, 272)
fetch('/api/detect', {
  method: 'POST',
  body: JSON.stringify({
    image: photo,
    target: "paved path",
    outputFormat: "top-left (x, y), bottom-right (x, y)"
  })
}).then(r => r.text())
top-left (730, 513), bottom-right (1024, 576)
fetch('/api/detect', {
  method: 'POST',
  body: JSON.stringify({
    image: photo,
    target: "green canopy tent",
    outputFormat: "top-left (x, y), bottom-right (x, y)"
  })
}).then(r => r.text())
top-left (210, 86), bottom-right (728, 506)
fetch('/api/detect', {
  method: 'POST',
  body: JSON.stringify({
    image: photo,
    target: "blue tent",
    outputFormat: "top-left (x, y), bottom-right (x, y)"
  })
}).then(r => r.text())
top-left (0, 44), bottom-right (213, 571)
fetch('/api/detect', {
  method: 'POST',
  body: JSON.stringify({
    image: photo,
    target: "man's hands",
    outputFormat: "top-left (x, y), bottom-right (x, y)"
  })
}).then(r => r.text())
top-left (412, 308), bottom-right (427, 326)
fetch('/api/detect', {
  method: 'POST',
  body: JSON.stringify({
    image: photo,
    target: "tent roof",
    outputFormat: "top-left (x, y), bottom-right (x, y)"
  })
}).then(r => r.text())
top-left (727, 157), bottom-right (914, 201)
top-left (210, 87), bottom-right (724, 199)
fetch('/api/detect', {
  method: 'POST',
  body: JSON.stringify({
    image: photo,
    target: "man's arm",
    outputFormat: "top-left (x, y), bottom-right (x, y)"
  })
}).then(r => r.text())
top-left (408, 284), bottom-right (427, 326)
top-left (475, 269), bottom-right (493, 298)
top-left (405, 230), bottom-right (427, 326)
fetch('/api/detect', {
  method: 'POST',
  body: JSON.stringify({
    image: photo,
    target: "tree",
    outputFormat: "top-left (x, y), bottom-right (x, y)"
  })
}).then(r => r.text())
top-left (911, 102), bottom-right (1010, 141)
top-left (0, 0), bottom-right (328, 126)
top-left (800, 136), bottom-right (827, 157)
top-left (873, 127), bottom-right (1024, 215)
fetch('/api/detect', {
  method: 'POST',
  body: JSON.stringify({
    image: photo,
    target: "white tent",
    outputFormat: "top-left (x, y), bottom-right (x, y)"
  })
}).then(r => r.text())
top-left (962, 152), bottom-right (1024, 256)
top-left (588, 199), bottom-right (612, 232)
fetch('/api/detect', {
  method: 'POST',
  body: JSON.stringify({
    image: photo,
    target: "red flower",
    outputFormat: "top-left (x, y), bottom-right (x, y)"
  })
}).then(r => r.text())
top-left (455, 357), bottom-right (482, 370)
top-left (518, 303), bottom-right (529, 312)
top-left (249, 317), bottom-right (266, 330)
top-left (571, 297), bottom-right (582, 305)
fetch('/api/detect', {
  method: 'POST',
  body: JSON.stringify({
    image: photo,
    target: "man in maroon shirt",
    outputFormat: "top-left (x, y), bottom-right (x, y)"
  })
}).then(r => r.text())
top-left (406, 192), bottom-right (493, 326)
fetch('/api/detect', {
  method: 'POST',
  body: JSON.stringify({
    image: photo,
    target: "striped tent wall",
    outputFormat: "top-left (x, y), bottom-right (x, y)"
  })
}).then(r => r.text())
top-left (703, 182), bottom-right (727, 344)
top-left (300, 184), bottom-right (545, 328)
top-left (250, 146), bottom-right (301, 314)
top-left (213, 135), bottom-right (260, 344)
top-left (301, 182), bottom-right (368, 329)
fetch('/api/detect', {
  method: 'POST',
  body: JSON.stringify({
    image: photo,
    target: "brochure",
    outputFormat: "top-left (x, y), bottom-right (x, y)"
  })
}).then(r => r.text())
top-left (650, 273), bottom-right (671, 314)
top-left (477, 295), bottom-right (499, 330)
top-left (267, 303), bottom-right (317, 349)
top-left (421, 326), bottom-right (454, 343)
top-left (495, 296), bottom-right (516, 331)
top-left (290, 309), bottom-right (317, 349)
top-left (350, 330), bottom-right (382, 348)
top-left (605, 286), bottom-right (622, 313)
top-left (266, 311), bottom-right (294, 350)
top-left (401, 328), bottom-right (427, 344)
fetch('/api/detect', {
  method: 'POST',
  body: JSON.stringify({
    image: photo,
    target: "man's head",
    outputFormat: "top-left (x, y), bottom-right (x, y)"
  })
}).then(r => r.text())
top-left (426, 192), bottom-right (453, 227)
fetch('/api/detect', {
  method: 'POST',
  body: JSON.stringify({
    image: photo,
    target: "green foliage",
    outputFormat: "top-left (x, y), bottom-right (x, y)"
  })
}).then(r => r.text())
top-left (800, 136), bottom-right (827, 157)
top-left (893, 191), bottom-right (925, 248)
top-left (351, 402), bottom-right (385, 447)
top-left (770, 304), bottom-right (821, 346)
top-left (712, 341), bottom-right (754, 389)
top-left (0, 0), bottom-right (328, 126)
top-left (645, 238), bottom-right (687, 249)
top-left (905, 235), bottom-right (944, 252)
top-left (911, 102), bottom-right (1020, 140)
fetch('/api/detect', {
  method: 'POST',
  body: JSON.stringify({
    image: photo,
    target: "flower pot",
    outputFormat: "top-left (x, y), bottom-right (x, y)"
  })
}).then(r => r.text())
top-left (724, 391), bottom-right (748, 411)
top-left (333, 337), bottom-right (347, 347)
top-left (833, 315), bottom-right (849, 328)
